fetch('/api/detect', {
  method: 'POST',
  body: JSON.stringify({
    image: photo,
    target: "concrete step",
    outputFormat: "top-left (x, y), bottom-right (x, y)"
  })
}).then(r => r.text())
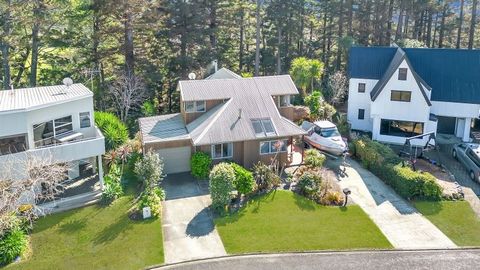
top-left (38, 191), bottom-right (102, 215)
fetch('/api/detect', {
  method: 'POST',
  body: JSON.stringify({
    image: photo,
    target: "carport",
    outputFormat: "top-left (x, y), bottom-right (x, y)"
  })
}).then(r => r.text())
top-left (138, 114), bottom-right (192, 174)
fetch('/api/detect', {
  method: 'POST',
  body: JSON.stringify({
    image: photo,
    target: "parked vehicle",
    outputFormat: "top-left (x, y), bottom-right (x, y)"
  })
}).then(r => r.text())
top-left (301, 120), bottom-right (347, 156)
top-left (452, 143), bottom-right (480, 182)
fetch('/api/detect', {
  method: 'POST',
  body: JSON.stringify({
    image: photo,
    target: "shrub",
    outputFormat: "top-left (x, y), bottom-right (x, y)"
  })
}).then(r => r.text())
top-left (353, 137), bottom-right (401, 169)
top-left (134, 151), bottom-right (164, 190)
top-left (191, 152), bottom-right (212, 179)
top-left (321, 191), bottom-right (344, 206)
top-left (352, 137), bottom-right (442, 201)
top-left (0, 226), bottom-right (27, 266)
top-left (297, 171), bottom-right (322, 199)
top-left (95, 111), bottom-right (129, 151)
top-left (304, 149), bottom-right (326, 168)
top-left (209, 163), bottom-right (235, 213)
top-left (102, 164), bottom-right (123, 203)
top-left (231, 163), bottom-right (255, 197)
top-left (253, 162), bottom-right (281, 192)
top-left (138, 187), bottom-right (165, 217)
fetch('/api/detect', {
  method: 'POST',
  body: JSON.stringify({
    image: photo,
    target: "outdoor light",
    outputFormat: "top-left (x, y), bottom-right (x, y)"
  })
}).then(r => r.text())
top-left (343, 188), bottom-right (351, 207)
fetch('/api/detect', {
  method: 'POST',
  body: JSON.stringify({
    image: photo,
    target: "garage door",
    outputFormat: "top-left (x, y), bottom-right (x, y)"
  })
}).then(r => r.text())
top-left (157, 146), bottom-right (191, 174)
top-left (437, 116), bottom-right (456, 134)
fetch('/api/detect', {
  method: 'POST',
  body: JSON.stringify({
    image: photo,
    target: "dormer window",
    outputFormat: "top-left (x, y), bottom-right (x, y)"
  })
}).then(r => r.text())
top-left (398, 68), bottom-right (408, 80)
top-left (184, 101), bottom-right (206, 113)
top-left (251, 119), bottom-right (277, 137)
top-left (278, 95), bottom-right (291, 107)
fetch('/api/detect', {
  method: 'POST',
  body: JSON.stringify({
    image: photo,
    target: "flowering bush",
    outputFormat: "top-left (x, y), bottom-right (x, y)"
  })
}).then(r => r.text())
top-left (209, 163), bottom-right (235, 213)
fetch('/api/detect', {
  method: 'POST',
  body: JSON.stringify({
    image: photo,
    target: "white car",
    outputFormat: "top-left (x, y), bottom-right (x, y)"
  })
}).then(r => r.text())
top-left (301, 120), bottom-right (347, 156)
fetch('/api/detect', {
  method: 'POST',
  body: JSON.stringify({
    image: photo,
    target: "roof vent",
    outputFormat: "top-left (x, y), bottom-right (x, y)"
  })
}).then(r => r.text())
top-left (188, 73), bottom-right (196, 80)
top-left (238, 109), bottom-right (242, 119)
top-left (9, 84), bottom-right (15, 97)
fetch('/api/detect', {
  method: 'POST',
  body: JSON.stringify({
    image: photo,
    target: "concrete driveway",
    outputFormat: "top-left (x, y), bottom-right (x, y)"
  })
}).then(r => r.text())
top-left (327, 158), bottom-right (456, 249)
top-left (425, 142), bottom-right (480, 196)
top-left (161, 173), bottom-right (226, 264)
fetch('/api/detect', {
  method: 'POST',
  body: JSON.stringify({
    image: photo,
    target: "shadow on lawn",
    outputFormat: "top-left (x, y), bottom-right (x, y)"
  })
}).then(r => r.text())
top-left (414, 201), bottom-right (444, 215)
top-left (293, 193), bottom-right (316, 212)
top-left (93, 217), bottom-right (134, 245)
top-left (58, 218), bottom-right (87, 234)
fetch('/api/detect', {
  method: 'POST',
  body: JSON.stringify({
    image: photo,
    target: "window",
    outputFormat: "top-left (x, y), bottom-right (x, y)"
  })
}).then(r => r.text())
top-left (0, 135), bottom-right (27, 156)
top-left (54, 116), bottom-right (73, 135)
top-left (33, 116), bottom-right (73, 147)
top-left (184, 101), bottom-right (206, 113)
top-left (79, 112), bottom-right (91, 128)
top-left (358, 109), bottom-right (365, 120)
top-left (466, 149), bottom-right (480, 167)
top-left (391, 90), bottom-right (411, 102)
top-left (260, 140), bottom-right (288, 155)
top-left (251, 119), bottom-right (277, 137)
top-left (211, 143), bottom-right (233, 159)
top-left (398, 68), bottom-right (408, 80)
top-left (358, 83), bottom-right (366, 93)
top-left (380, 119), bottom-right (424, 137)
top-left (279, 95), bottom-right (291, 107)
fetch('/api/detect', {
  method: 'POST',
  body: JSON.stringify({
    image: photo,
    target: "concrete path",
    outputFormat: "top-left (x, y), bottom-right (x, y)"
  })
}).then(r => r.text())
top-left (162, 173), bottom-right (226, 264)
top-left (328, 158), bottom-right (457, 249)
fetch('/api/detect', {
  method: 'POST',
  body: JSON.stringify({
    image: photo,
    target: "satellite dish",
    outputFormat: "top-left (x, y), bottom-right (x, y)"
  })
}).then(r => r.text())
top-left (188, 73), bottom-right (196, 80)
top-left (62, 77), bottom-right (74, 87)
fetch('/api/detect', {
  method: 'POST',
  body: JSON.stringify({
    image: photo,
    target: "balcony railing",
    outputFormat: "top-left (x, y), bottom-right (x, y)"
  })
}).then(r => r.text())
top-left (0, 127), bottom-right (105, 167)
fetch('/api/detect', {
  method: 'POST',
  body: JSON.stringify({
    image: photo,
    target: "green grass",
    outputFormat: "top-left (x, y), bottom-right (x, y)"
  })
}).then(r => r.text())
top-left (6, 195), bottom-right (164, 270)
top-left (215, 190), bottom-right (392, 253)
top-left (414, 200), bottom-right (480, 246)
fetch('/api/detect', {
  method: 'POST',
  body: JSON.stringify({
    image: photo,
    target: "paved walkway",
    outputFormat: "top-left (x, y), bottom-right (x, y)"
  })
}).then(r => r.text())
top-left (328, 158), bottom-right (457, 249)
top-left (161, 173), bottom-right (226, 264)
top-left (151, 249), bottom-right (480, 270)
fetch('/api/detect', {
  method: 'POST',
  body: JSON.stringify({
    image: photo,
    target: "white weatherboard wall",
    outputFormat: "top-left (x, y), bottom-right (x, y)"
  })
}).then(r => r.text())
top-left (347, 78), bottom-right (377, 132)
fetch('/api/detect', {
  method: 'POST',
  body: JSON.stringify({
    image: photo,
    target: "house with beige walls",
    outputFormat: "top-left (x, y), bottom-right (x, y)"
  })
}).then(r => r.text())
top-left (139, 69), bottom-right (306, 174)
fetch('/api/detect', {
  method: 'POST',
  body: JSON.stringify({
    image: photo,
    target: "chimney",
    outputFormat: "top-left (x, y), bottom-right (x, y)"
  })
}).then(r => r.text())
top-left (213, 60), bottom-right (218, 72)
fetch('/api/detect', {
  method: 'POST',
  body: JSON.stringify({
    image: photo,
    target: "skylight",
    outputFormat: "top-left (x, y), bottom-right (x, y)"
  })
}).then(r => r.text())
top-left (251, 119), bottom-right (277, 137)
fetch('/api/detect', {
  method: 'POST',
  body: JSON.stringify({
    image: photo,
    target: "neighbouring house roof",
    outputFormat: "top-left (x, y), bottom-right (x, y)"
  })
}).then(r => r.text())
top-left (369, 48), bottom-right (432, 106)
top-left (0, 84), bottom-right (92, 113)
top-left (349, 46), bottom-right (480, 104)
top-left (205, 67), bottom-right (242, 80)
top-left (183, 75), bottom-right (306, 146)
top-left (138, 113), bottom-right (189, 144)
top-left (179, 75), bottom-right (299, 101)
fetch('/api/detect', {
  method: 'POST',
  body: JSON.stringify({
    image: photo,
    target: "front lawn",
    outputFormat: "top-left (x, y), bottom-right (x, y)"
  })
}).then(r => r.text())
top-left (6, 195), bottom-right (164, 270)
top-left (414, 200), bottom-right (480, 246)
top-left (215, 191), bottom-right (392, 253)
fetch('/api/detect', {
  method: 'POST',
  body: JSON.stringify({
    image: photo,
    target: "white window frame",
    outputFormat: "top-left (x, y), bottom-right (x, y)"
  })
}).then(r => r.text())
top-left (185, 101), bottom-right (206, 113)
top-left (211, 142), bottom-right (233, 159)
top-left (79, 112), bottom-right (91, 128)
top-left (33, 115), bottom-right (73, 146)
top-left (259, 139), bottom-right (288, 155)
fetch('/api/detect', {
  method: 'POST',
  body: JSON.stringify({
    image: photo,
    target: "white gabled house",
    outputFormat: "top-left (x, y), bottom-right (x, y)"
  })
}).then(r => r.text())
top-left (347, 46), bottom-right (480, 146)
top-left (0, 83), bottom-right (105, 208)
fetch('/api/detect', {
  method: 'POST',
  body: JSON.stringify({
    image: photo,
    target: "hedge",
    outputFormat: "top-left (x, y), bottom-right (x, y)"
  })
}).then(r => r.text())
top-left (353, 137), bottom-right (442, 201)
top-left (191, 152), bottom-right (212, 179)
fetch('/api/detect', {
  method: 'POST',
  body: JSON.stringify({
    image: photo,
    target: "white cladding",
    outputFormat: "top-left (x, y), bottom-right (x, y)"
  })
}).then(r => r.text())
top-left (348, 60), bottom-right (479, 145)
